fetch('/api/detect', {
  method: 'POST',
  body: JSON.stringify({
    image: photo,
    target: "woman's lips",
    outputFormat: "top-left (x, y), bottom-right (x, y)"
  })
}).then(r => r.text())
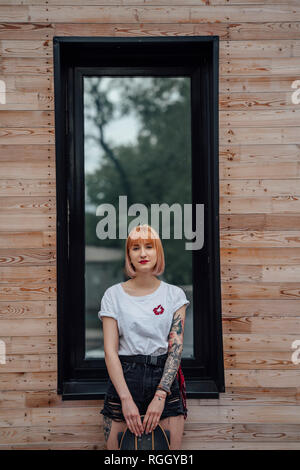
top-left (139, 260), bottom-right (149, 264)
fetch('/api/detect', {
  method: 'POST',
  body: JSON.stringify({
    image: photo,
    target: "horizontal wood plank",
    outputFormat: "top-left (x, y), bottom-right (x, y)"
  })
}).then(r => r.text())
top-left (0, 40), bottom-right (51, 58)
top-left (0, 144), bottom-right (54, 160)
top-left (220, 214), bottom-right (300, 231)
top-left (0, 196), bottom-right (55, 214)
top-left (4, 38), bottom-right (300, 59)
top-left (0, 319), bottom-right (56, 335)
top-left (220, 76), bottom-right (300, 93)
top-left (0, 128), bottom-right (54, 145)
top-left (0, 284), bottom-right (56, 300)
top-left (220, 110), bottom-right (300, 128)
top-left (222, 299), bottom-right (300, 316)
top-left (221, 282), bottom-right (300, 299)
top-left (0, 110), bottom-right (53, 127)
top-left (1, 0), bottom-right (300, 6)
top-left (1, 441), bottom-right (300, 450)
top-left (0, 216), bottom-right (55, 231)
top-left (220, 92), bottom-right (300, 111)
top-left (220, 127), bottom-right (300, 146)
top-left (220, 180), bottom-right (300, 197)
top-left (0, 353), bottom-right (56, 373)
top-left (220, 248), bottom-right (300, 264)
top-left (223, 40), bottom-right (300, 58)
top-left (0, 250), bottom-right (55, 266)
top-left (223, 316), bottom-right (300, 334)
top-left (224, 351), bottom-right (299, 369)
top-left (0, 266), bottom-right (56, 284)
top-left (0, 443), bottom-right (105, 450)
top-left (0, 301), bottom-right (55, 319)
top-left (0, 336), bottom-right (56, 354)
top-left (221, 264), bottom-right (300, 282)
top-left (220, 144), bottom-right (300, 162)
top-left (0, 92), bottom-right (53, 111)
top-left (226, 369), bottom-right (300, 387)
top-left (0, 5), bottom-right (299, 24)
top-left (221, 57), bottom-right (300, 76)
top-left (0, 162), bottom-right (54, 179)
top-left (0, 391), bottom-right (99, 409)
top-left (0, 424), bottom-right (105, 445)
top-left (220, 231), bottom-right (300, 248)
top-left (0, 57), bottom-right (51, 75)
top-left (0, 232), bottom-right (55, 248)
top-left (220, 196), bottom-right (300, 214)
top-left (0, 372), bottom-right (56, 391)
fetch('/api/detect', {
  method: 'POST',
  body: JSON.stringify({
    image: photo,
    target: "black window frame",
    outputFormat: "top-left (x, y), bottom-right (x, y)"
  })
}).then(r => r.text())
top-left (53, 36), bottom-right (224, 400)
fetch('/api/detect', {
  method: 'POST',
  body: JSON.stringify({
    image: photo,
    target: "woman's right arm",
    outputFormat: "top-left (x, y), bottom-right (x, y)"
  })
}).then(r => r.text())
top-left (102, 316), bottom-right (131, 400)
top-left (102, 317), bottom-right (144, 437)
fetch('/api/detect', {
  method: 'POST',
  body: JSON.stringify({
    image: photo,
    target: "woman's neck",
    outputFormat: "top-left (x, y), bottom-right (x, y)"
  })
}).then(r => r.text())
top-left (129, 275), bottom-right (160, 289)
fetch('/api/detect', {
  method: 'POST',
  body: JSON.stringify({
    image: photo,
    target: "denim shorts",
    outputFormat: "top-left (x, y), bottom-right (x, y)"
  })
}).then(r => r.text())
top-left (100, 355), bottom-right (185, 422)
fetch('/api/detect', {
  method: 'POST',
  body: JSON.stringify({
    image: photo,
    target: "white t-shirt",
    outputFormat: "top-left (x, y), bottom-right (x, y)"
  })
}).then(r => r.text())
top-left (98, 280), bottom-right (190, 356)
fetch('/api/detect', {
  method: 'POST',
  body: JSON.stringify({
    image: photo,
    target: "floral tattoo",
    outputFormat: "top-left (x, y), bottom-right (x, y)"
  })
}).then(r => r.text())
top-left (103, 415), bottom-right (112, 442)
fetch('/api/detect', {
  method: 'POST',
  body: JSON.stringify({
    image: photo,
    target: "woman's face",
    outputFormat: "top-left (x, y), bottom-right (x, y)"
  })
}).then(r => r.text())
top-left (129, 240), bottom-right (157, 273)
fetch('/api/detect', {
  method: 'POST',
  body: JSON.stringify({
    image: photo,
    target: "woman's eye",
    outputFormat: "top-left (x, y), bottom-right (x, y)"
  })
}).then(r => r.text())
top-left (132, 245), bottom-right (152, 250)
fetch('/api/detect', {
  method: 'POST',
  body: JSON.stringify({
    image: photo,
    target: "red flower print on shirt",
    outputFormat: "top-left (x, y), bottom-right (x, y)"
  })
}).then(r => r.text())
top-left (153, 304), bottom-right (164, 315)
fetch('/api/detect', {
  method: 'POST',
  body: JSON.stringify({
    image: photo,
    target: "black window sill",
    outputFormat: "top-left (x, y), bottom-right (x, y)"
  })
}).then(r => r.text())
top-left (61, 379), bottom-right (219, 400)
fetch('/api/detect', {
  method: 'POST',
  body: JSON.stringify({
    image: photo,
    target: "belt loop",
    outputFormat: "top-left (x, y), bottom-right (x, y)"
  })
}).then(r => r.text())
top-left (149, 355), bottom-right (158, 366)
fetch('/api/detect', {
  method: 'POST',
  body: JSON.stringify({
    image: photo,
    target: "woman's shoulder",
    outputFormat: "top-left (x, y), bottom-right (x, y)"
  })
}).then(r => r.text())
top-left (102, 283), bottom-right (121, 298)
top-left (162, 281), bottom-right (182, 294)
top-left (107, 282), bottom-right (121, 290)
top-left (163, 282), bottom-right (189, 303)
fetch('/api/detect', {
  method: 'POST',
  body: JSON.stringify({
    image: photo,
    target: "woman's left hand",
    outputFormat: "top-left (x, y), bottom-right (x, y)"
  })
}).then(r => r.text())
top-left (143, 394), bottom-right (166, 434)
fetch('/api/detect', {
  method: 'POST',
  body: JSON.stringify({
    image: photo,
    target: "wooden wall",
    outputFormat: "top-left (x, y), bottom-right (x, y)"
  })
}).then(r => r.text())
top-left (0, 0), bottom-right (300, 450)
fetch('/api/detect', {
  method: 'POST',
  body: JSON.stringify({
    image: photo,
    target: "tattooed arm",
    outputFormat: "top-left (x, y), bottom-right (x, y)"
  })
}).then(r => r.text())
top-left (157, 304), bottom-right (186, 395)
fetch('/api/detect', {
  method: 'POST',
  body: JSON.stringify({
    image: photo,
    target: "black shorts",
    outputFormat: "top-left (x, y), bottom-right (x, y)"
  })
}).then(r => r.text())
top-left (100, 355), bottom-right (186, 422)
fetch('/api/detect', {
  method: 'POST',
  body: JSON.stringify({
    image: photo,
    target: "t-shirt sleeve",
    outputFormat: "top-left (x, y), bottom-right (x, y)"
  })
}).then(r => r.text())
top-left (98, 288), bottom-right (117, 322)
top-left (173, 286), bottom-right (190, 314)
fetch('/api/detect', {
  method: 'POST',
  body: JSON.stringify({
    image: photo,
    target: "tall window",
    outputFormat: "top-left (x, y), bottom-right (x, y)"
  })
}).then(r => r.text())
top-left (54, 36), bottom-right (224, 399)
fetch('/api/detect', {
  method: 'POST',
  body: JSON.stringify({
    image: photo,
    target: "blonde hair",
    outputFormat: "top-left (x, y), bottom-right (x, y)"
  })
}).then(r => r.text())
top-left (124, 224), bottom-right (165, 278)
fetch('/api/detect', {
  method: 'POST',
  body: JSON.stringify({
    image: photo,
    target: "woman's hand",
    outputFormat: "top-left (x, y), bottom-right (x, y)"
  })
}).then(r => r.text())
top-left (121, 396), bottom-right (144, 437)
top-left (143, 392), bottom-right (166, 434)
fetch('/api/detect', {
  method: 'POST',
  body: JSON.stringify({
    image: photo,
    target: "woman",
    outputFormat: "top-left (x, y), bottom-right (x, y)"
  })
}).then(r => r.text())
top-left (98, 224), bottom-right (190, 450)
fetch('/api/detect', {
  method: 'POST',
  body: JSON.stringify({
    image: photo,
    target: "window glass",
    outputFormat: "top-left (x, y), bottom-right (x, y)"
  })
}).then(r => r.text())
top-left (83, 76), bottom-right (193, 359)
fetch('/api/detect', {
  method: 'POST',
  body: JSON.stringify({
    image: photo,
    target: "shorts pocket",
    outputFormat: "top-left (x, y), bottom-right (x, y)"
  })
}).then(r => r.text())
top-left (103, 394), bottom-right (124, 422)
top-left (166, 390), bottom-right (181, 404)
top-left (164, 381), bottom-right (183, 411)
top-left (106, 392), bottom-right (121, 403)
top-left (106, 378), bottom-right (119, 398)
top-left (121, 361), bottom-right (133, 375)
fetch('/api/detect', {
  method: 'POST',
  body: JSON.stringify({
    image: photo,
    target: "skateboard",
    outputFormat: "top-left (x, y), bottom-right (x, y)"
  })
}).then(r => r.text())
top-left (117, 415), bottom-right (171, 450)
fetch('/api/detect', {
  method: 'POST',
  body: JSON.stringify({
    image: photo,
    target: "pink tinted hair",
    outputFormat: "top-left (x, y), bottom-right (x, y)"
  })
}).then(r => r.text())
top-left (124, 224), bottom-right (165, 278)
